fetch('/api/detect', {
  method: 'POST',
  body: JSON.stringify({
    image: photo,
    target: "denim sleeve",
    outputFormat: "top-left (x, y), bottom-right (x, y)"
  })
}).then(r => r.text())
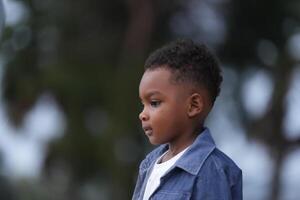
top-left (231, 170), bottom-right (243, 200)
top-left (192, 168), bottom-right (243, 200)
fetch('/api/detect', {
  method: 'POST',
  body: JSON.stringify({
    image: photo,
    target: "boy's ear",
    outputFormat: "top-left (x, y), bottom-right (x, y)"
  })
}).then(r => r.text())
top-left (187, 93), bottom-right (204, 118)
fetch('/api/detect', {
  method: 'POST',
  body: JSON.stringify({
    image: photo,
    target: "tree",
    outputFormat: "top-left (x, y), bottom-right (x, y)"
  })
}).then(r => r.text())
top-left (1, 0), bottom-right (181, 199)
top-left (221, 0), bottom-right (300, 199)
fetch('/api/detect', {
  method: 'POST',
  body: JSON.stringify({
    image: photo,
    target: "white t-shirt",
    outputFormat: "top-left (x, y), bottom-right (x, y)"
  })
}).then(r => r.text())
top-left (142, 146), bottom-right (190, 200)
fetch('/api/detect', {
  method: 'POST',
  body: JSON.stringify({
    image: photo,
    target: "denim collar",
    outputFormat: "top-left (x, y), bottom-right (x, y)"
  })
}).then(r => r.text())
top-left (175, 128), bottom-right (216, 175)
top-left (140, 128), bottom-right (216, 176)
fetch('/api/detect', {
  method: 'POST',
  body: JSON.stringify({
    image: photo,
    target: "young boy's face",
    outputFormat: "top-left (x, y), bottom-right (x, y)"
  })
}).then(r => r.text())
top-left (139, 67), bottom-right (192, 145)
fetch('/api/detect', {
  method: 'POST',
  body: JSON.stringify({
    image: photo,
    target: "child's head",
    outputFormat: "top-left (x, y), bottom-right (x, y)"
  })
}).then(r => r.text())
top-left (139, 39), bottom-right (222, 145)
top-left (144, 39), bottom-right (222, 105)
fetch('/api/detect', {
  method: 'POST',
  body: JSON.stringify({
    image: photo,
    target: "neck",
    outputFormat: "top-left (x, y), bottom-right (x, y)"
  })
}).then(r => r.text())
top-left (162, 125), bottom-right (204, 162)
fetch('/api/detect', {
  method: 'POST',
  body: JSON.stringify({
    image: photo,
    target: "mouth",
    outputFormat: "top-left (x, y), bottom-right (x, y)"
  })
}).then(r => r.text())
top-left (143, 126), bottom-right (153, 136)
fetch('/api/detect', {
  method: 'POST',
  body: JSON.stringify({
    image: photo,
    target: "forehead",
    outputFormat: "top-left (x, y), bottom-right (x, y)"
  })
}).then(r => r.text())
top-left (139, 68), bottom-right (186, 97)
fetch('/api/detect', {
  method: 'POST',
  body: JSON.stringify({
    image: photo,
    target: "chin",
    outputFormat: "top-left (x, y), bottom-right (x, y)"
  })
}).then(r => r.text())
top-left (148, 138), bottom-right (163, 145)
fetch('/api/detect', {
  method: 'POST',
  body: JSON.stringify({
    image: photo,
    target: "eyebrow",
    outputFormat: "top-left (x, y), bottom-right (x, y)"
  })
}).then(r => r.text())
top-left (140, 91), bottom-right (162, 100)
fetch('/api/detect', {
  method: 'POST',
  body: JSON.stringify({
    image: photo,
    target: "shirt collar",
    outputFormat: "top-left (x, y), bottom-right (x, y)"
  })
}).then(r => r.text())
top-left (174, 128), bottom-right (216, 175)
top-left (140, 128), bottom-right (216, 176)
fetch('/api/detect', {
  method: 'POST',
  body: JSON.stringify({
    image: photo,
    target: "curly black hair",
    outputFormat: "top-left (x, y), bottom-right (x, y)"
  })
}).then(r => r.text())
top-left (144, 39), bottom-right (223, 104)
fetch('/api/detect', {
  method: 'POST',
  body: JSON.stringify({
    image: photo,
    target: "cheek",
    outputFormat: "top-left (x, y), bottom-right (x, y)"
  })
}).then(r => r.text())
top-left (152, 106), bottom-right (180, 126)
top-left (151, 109), bottom-right (166, 123)
top-left (149, 108), bottom-right (169, 128)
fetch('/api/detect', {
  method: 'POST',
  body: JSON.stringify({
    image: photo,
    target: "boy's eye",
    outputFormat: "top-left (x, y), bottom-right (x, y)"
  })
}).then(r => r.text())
top-left (150, 100), bottom-right (161, 107)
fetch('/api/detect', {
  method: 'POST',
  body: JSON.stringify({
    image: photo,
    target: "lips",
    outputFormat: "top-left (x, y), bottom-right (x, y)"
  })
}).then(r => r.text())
top-left (143, 125), bottom-right (153, 136)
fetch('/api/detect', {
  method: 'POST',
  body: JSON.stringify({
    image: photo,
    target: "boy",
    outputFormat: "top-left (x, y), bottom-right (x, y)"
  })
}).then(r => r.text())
top-left (132, 39), bottom-right (242, 200)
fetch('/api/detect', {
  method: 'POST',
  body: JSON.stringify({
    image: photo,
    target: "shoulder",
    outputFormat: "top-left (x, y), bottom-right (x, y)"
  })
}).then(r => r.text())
top-left (191, 148), bottom-right (243, 199)
top-left (200, 148), bottom-right (242, 185)
top-left (210, 148), bottom-right (241, 171)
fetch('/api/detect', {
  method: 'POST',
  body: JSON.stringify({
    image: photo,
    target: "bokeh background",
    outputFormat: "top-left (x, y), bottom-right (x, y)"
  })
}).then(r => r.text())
top-left (0, 0), bottom-right (300, 199)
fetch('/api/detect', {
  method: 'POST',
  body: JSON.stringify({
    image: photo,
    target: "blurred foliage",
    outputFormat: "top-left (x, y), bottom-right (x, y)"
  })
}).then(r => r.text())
top-left (1, 0), bottom-right (183, 199)
top-left (221, 1), bottom-right (300, 199)
top-left (1, 0), bottom-right (300, 199)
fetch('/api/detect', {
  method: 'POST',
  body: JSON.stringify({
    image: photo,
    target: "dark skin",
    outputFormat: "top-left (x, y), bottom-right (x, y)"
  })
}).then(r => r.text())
top-left (139, 67), bottom-right (212, 162)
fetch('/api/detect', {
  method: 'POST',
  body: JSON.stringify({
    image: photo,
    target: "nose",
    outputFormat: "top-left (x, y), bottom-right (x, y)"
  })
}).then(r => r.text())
top-left (139, 108), bottom-right (149, 121)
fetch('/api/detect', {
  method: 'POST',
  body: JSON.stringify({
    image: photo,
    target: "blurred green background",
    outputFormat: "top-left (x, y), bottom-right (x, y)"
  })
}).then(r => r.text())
top-left (1, 0), bottom-right (300, 199)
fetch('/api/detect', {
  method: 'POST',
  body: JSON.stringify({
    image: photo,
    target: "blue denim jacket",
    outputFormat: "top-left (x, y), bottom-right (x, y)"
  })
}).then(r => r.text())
top-left (132, 128), bottom-right (242, 200)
